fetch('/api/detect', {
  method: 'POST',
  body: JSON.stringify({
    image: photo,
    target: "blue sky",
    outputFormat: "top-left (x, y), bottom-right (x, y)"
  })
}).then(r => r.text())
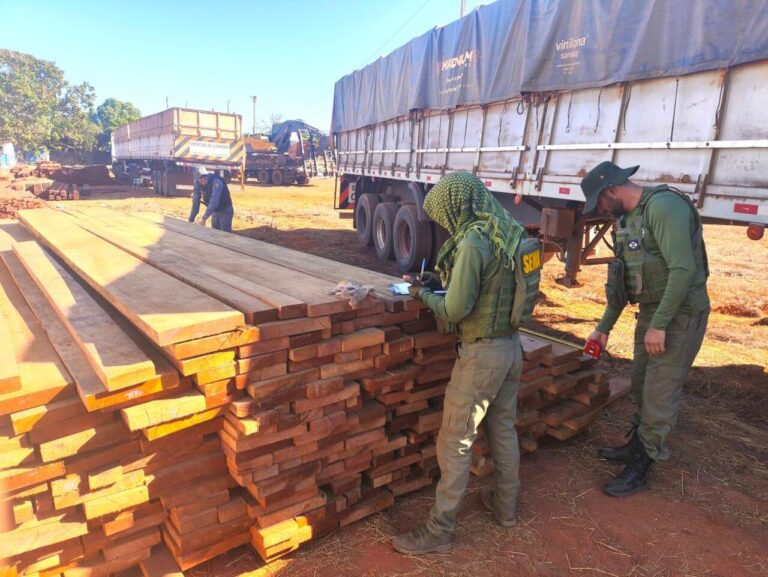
top-left (0, 0), bottom-right (491, 133)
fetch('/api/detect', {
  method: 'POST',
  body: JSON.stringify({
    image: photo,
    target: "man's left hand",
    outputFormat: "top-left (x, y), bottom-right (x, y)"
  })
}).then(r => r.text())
top-left (644, 328), bottom-right (666, 357)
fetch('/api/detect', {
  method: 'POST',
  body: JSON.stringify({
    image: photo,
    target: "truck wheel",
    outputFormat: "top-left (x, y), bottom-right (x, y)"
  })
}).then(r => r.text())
top-left (393, 204), bottom-right (433, 272)
top-left (372, 202), bottom-right (398, 261)
top-left (355, 193), bottom-right (379, 247)
top-left (257, 169), bottom-right (269, 183)
top-left (271, 170), bottom-right (283, 185)
top-left (296, 174), bottom-right (308, 185)
top-left (284, 172), bottom-right (296, 185)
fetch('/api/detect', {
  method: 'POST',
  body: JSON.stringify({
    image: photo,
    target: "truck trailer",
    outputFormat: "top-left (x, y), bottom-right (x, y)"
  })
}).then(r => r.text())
top-left (332, 0), bottom-right (768, 281)
top-left (112, 107), bottom-right (244, 196)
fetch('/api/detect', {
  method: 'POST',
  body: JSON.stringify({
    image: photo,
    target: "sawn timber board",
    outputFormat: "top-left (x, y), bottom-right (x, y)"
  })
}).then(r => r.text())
top-left (13, 240), bottom-right (159, 391)
top-left (18, 209), bottom-right (244, 345)
top-left (67, 207), bottom-right (349, 317)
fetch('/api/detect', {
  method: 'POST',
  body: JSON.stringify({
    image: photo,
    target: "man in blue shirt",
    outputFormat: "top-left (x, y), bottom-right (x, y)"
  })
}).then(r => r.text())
top-left (188, 168), bottom-right (235, 232)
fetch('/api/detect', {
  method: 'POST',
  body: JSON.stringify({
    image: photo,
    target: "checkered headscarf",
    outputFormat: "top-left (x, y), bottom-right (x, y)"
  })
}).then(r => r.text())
top-left (423, 172), bottom-right (523, 286)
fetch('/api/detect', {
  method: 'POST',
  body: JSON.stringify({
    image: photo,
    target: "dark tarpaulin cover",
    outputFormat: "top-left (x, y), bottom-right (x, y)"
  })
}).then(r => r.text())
top-left (331, 0), bottom-right (768, 133)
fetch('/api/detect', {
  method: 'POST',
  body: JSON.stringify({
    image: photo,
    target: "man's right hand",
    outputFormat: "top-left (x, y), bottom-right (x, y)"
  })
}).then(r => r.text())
top-left (403, 271), bottom-right (442, 290)
top-left (586, 329), bottom-right (609, 349)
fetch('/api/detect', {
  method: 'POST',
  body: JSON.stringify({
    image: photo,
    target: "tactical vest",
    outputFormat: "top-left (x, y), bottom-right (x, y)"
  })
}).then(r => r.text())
top-left (454, 230), bottom-right (540, 341)
top-left (202, 175), bottom-right (233, 212)
top-left (613, 186), bottom-right (709, 305)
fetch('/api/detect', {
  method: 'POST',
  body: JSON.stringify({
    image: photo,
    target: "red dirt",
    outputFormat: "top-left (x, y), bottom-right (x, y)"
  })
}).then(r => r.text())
top-left (83, 180), bottom-right (767, 577)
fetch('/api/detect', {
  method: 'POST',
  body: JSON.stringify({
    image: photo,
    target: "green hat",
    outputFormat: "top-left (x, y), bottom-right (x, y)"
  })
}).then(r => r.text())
top-left (580, 161), bottom-right (639, 215)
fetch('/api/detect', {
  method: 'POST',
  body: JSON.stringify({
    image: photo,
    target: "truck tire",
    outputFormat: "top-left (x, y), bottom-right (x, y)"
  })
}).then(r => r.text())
top-left (296, 174), bottom-right (308, 185)
top-left (271, 170), bottom-right (283, 186)
top-left (284, 172), bottom-right (296, 185)
top-left (372, 202), bottom-right (398, 261)
top-left (393, 204), bottom-right (433, 272)
top-left (355, 193), bottom-right (379, 247)
top-left (257, 169), bottom-right (269, 183)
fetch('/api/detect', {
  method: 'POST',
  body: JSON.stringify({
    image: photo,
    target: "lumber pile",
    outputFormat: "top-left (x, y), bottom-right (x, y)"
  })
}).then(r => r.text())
top-left (0, 207), bottom-right (626, 576)
top-left (34, 162), bottom-right (63, 179)
top-left (43, 165), bottom-right (113, 186)
top-left (38, 182), bottom-right (80, 202)
top-left (0, 192), bottom-right (45, 220)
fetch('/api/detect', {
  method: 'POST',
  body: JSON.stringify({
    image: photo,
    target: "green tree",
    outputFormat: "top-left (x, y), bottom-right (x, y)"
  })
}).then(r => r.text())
top-left (94, 98), bottom-right (141, 150)
top-left (51, 82), bottom-right (100, 152)
top-left (0, 49), bottom-right (101, 154)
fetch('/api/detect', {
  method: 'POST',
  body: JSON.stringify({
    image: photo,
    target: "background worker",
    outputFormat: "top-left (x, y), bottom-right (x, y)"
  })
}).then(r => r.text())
top-left (392, 172), bottom-right (527, 555)
top-left (188, 167), bottom-right (235, 232)
top-left (581, 161), bottom-right (710, 497)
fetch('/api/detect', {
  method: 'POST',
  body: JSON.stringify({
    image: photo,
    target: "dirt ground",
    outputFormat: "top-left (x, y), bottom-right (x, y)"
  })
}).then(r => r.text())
top-left (74, 178), bottom-right (768, 577)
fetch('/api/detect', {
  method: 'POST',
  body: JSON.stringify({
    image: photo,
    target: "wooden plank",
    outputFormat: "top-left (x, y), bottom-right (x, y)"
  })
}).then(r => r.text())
top-left (10, 396), bottom-right (85, 435)
top-left (132, 211), bottom-right (407, 306)
top-left (255, 316), bottom-right (332, 340)
top-left (121, 389), bottom-right (208, 431)
top-left (0, 511), bottom-right (88, 560)
top-left (1, 249), bottom-right (180, 412)
top-left (139, 543), bottom-right (185, 577)
top-left (65, 207), bottom-right (344, 318)
top-left (13, 241), bottom-right (159, 391)
top-left (38, 419), bottom-right (132, 463)
top-left (18, 209), bottom-right (244, 346)
top-left (164, 327), bottom-right (259, 360)
top-left (0, 229), bottom-right (75, 416)
top-left (142, 407), bottom-right (224, 441)
top-left (0, 303), bottom-right (20, 394)
top-left (62, 208), bottom-right (290, 324)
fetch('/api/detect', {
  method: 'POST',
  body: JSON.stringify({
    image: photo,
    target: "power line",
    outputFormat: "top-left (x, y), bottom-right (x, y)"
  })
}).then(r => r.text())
top-left (359, 0), bottom-right (434, 67)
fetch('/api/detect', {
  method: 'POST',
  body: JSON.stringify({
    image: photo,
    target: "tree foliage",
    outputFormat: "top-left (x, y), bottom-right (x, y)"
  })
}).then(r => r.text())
top-left (0, 49), bottom-right (103, 154)
top-left (94, 98), bottom-right (141, 150)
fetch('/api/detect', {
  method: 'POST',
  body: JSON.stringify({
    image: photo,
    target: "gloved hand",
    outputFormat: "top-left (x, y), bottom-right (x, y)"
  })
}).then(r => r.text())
top-left (418, 271), bottom-right (443, 291)
top-left (403, 271), bottom-right (442, 291)
top-left (408, 285), bottom-right (430, 300)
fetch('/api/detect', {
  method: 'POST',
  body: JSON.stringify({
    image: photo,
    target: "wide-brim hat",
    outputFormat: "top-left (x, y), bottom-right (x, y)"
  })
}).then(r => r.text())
top-left (580, 162), bottom-right (639, 215)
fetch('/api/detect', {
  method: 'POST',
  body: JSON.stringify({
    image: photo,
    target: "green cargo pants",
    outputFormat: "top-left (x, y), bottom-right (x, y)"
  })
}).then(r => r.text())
top-left (631, 305), bottom-right (709, 461)
top-left (426, 334), bottom-right (523, 536)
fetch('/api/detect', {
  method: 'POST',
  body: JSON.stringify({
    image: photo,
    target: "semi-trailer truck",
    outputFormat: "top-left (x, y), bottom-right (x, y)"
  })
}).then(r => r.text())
top-left (332, 0), bottom-right (768, 282)
top-left (112, 107), bottom-right (244, 197)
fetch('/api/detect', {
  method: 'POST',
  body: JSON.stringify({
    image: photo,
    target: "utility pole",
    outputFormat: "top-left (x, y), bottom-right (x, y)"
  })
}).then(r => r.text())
top-left (251, 96), bottom-right (258, 136)
top-left (460, 0), bottom-right (466, 17)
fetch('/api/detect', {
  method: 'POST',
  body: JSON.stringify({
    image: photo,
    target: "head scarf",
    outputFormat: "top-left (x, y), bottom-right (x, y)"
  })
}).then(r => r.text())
top-left (423, 172), bottom-right (524, 286)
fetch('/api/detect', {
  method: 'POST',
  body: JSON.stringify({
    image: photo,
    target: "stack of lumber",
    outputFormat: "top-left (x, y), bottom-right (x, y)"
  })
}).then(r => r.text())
top-left (34, 162), bottom-right (63, 179)
top-left (43, 165), bottom-right (113, 186)
top-left (0, 191), bottom-right (45, 219)
top-left (39, 182), bottom-right (79, 202)
top-left (0, 207), bottom-right (626, 575)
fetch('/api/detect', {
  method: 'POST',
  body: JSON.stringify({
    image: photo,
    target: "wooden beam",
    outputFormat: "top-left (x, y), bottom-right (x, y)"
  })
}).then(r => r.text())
top-left (18, 209), bottom-right (244, 346)
top-left (13, 241), bottom-right (159, 391)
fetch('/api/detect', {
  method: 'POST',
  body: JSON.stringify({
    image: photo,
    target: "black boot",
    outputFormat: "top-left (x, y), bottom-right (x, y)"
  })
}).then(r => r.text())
top-left (602, 446), bottom-right (653, 497)
top-left (598, 427), bottom-right (640, 464)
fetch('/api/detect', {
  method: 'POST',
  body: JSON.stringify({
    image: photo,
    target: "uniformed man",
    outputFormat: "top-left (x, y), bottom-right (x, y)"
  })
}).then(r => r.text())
top-left (392, 172), bottom-right (533, 555)
top-left (581, 161), bottom-right (710, 497)
top-left (188, 168), bottom-right (235, 232)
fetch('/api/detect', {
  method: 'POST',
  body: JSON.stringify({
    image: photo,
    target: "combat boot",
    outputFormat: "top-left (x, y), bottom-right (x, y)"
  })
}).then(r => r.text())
top-left (598, 426), bottom-right (640, 464)
top-left (602, 445), bottom-right (653, 497)
top-left (392, 525), bottom-right (452, 555)
top-left (480, 488), bottom-right (517, 527)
